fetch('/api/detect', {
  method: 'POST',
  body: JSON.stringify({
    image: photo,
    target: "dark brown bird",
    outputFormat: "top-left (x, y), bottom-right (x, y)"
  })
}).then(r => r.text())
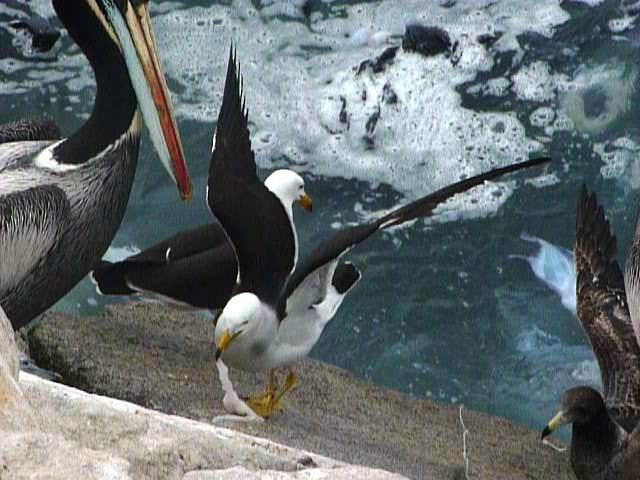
top-left (542, 185), bottom-right (640, 480)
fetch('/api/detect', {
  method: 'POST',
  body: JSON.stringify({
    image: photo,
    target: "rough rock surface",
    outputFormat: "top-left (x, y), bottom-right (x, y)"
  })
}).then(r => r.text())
top-left (0, 306), bottom-right (37, 432)
top-left (183, 465), bottom-right (405, 479)
top-left (27, 302), bottom-right (574, 479)
top-left (17, 373), bottom-right (399, 480)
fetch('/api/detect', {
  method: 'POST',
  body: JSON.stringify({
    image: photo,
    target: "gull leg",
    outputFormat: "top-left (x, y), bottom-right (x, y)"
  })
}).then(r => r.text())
top-left (213, 359), bottom-right (262, 423)
top-left (268, 370), bottom-right (297, 414)
top-left (244, 369), bottom-right (278, 418)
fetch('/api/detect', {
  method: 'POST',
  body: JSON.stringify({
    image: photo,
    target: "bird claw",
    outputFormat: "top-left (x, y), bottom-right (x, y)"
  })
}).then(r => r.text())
top-left (244, 371), bottom-right (296, 418)
top-left (244, 392), bottom-right (280, 418)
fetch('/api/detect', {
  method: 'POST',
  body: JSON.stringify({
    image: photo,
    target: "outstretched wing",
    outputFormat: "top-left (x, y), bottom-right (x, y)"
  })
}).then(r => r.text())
top-left (575, 185), bottom-right (640, 432)
top-left (278, 157), bottom-right (550, 317)
top-left (90, 223), bottom-right (237, 309)
top-left (207, 47), bottom-right (295, 307)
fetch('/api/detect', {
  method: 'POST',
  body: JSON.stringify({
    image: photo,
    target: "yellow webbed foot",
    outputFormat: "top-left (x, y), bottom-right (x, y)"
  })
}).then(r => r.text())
top-left (244, 370), bottom-right (296, 419)
top-left (275, 371), bottom-right (296, 402)
top-left (244, 392), bottom-right (275, 418)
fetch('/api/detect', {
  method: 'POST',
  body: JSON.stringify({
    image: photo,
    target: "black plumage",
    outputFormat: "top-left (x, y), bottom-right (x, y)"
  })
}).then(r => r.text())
top-left (207, 48), bottom-right (296, 308)
top-left (276, 156), bottom-right (550, 317)
top-left (92, 224), bottom-right (237, 309)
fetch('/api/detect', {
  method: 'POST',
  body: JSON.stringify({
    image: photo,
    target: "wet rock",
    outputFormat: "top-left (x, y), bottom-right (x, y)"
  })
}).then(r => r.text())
top-left (338, 96), bottom-right (349, 128)
top-left (477, 32), bottom-right (503, 48)
top-left (382, 83), bottom-right (398, 105)
top-left (356, 46), bottom-right (399, 75)
top-left (402, 24), bottom-right (453, 57)
top-left (27, 303), bottom-right (575, 479)
top-left (9, 14), bottom-right (60, 53)
top-left (1, 1), bottom-right (60, 58)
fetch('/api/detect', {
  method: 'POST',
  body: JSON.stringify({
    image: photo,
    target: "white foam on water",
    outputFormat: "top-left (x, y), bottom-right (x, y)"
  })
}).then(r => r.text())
top-left (529, 106), bottom-right (555, 128)
top-left (594, 136), bottom-right (640, 184)
top-left (148, 0), bottom-right (567, 221)
top-left (514, 232), bottom-right (576, 314)
top-left (512, 61), bottom-right (558, 102)
top-left (609, 16), bottom-right (636, 33)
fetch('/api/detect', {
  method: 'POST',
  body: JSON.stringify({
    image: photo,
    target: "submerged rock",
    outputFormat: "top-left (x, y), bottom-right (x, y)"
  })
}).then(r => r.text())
top-left (27, 302), bottom-right (574, 479)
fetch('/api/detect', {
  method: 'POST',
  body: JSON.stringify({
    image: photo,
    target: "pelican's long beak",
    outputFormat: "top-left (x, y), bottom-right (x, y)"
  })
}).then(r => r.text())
top-left (541, 410), bottom-right (568, 439)
top-left (296, 194), bottom-right (313, 213)
top-left (215, 329), bottom-right (241, 361)
top-left (104, 0), bottom-right (192, 201)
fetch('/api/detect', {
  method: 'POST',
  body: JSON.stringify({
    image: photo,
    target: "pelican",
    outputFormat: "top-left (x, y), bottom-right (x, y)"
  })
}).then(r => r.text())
top-left (0, 0), bottom-right (192, 330)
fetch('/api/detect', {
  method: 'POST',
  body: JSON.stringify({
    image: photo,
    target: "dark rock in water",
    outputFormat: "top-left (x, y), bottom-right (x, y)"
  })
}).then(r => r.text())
top-left (382, 83), bottom-right (398, 105)
top-left (403, 24), bottom-right (461, 64)
top-left (9, 14), bottom-right (60, 53)
top-left (365, 104), bottom-right (381, 136)
top-left (339, 96), bottom-right (349, 128)
top-left (1, 1), bottom-right (60, 59)
top-left (363, 104), bottom-right (381, 149)
top-left (26, 302), bottom-right (574, 480)
top-left (477, 32), bottom-right (503, 48)
top-left (356, 46), bottom-right (399, 75)
top-left (403, 24), bottom-right (451, 56)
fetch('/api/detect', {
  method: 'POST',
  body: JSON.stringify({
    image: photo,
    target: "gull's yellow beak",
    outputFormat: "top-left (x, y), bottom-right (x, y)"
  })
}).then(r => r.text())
top-left (296, 194), bottom-right (313, 213)
top-left (541, 410), bottom-right (567, 440)
top-left (215, 329), bottom-right (241, 361)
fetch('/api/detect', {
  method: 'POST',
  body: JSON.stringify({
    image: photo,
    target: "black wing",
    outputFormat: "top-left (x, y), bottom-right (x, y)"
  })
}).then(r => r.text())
top-left (575, 186), bottom-right (640, 432)
top-left (0, 118), bottom-right (61, 144)
top-left (278, 157), bottom-right (550, 316)
top-left (207, 47), bottom-right (295, 306)
top-left (91, 224), bottom-right (237, 309)
top-left (119, 223), bottom-right (229, 265)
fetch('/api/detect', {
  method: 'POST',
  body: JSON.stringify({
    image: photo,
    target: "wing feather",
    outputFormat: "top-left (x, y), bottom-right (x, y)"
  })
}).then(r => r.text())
top-left (278, 157), bottom-right (550, 316)
top-left (575, 185), bottom-right (640, 432)
top-left (207, 47), bottom-right (295, 306)
top-left (0, 118), bottom-right (61, 144)
top-left (0, 185), bottom-right (70, 295)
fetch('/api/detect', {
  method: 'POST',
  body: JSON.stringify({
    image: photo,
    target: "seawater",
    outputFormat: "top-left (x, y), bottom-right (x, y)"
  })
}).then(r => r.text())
top-left (2, 0), bottom-right (639, 440)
